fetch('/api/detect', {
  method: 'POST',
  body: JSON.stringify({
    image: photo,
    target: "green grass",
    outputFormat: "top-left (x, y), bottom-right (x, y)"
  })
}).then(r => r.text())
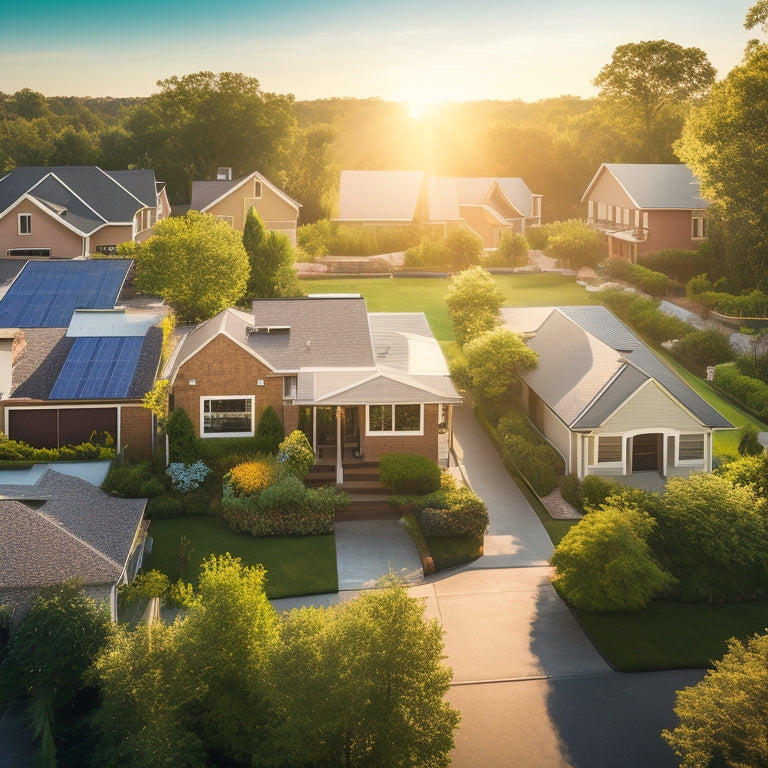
top-left (300, 273), bottom-right (591, 341)
top-left (574, 599), bottom-right (768, 672)
top-left (145, 516), bottom-right (338, 599)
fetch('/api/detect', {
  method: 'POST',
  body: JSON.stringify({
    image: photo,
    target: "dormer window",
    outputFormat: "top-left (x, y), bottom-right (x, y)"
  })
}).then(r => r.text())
top-left (18, 214), bottom-right (31, 235)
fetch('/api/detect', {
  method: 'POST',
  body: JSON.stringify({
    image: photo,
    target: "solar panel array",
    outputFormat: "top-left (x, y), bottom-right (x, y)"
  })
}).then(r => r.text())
top-left (49, 336), bottom-right (145, 400)
top-left (0, 260), bottom-right (131, 328)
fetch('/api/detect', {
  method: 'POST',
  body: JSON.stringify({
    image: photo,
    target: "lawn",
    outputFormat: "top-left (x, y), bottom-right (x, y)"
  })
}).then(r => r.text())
top-left (145, 516), bottom-right (338, 599)
top-left (574, 599), bottom-right (768, 672)
top-left (300, 273), bottom-right (591, 341)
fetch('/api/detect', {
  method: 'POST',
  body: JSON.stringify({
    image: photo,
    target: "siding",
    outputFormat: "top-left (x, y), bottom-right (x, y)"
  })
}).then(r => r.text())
top-left (601, 382), bottom-right (702, 433)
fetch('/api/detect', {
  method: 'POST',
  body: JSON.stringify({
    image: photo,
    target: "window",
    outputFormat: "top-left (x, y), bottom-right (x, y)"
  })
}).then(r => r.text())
top-left (7, 248), bottom-right (50, 257)
top-left (201, 396), bottom-right (254, 437)
top-left (18, 214), bottom-right (31, 235)
top-left (283, 376), bottom-right (297, 399)
top-left (692, 216), bottom-right (707, 239)
top-left (366, 404), bottom-right (423, 435)
top-left (253, 180), bottom-right (262, 198)
top-left (678, 434), bottom-right (704, 461)
top-left (597, 435), bottom-right (622, 463)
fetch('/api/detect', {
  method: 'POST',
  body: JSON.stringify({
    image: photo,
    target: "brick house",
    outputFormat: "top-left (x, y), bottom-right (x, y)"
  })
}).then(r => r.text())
top-left (164, 296), bottom-right (461, 482)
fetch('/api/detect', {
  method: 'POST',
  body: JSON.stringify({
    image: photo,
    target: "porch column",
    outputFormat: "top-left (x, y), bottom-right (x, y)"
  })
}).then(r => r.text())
top-left (335, 407), bottom-right (343, 485)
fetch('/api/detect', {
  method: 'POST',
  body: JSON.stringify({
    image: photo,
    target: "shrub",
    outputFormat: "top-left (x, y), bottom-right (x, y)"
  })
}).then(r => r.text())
top-left (404, 238), bottom-right (449, 268)
top-left (225, 457), bottom-right (278, 496)
top-left (277, 430), bottom-right (315, 480)
top-left (639, 248), bottom-right (711, 283)
top-left (379, 454), bottom-right (441, 495)
top-left (145, 493), bottom-right (184, 519)
top-left (254, 405), bottom-right (284, 455)
top-left (0, 432), bottom-right (114, 462)
top-left (713, 363), bottom-right (768, 421)
top-left (418, 487), bottom-right (489, 538)
top-left (579, 474), bottom-right (622, 512)
top-left (165, 408), bottom-right (198, 464)
top-left (166, 461), bottom-right (211, 494)
top-left (103, 461), bottom-right (166, 498)
top-left (559, 474), bottom-right (582, 510)
top-left (444, 227), bottom-right (483, 270)
top-left (544, 219), bottom-right (605, 270)
top-left (669, 329), bottom-right (734, 376)
top-left (499, 432), bottom-right (560, 496)
top-left (739, 425), bottom-right (764, 457)
top-left (525, 224), bottom-right (551, 251)
top-left (551, 505), bottom-right (675, 611)
top-left (484, 232), bottom-right (528, 268)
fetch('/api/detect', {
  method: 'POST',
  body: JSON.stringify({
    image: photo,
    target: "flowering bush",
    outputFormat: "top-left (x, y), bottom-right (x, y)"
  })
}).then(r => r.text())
top-left (166, 461), bottom-right (211, 494)
top-left (224, 458), bottom-right (278, 497)
top-left (276, 430), bottom-right (315, 480)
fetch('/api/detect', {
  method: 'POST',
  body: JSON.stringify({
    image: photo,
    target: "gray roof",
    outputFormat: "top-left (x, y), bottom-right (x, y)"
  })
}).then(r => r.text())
top-left (0, 470), bottom-right (146, 591)
top-left (501, 305), bottom-right (732, 430)
top-left (581, 163), bottom-right (708, 209)
top-left (0, 167), bottom-right (159, 235)
top-left (166, 299), bottom-right (461, 406)
top-left (190, 170), bottom-right (300, 213)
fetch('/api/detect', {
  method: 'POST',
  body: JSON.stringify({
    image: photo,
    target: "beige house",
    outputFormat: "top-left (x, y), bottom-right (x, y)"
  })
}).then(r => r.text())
top-left (0, 166), bottom-right (170, 259)
top-left (582, 163), bottom-right (709, 262)
top-left (502, 306), bottom-right (732, 480)
top-left (336, 171), bottom-right (542, 248)
top-left (190, 168), bottom-right (301, 245)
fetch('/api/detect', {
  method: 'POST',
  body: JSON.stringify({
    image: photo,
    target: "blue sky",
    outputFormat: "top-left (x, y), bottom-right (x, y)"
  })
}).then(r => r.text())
top-left (0, 1), bottom-right (755, 103)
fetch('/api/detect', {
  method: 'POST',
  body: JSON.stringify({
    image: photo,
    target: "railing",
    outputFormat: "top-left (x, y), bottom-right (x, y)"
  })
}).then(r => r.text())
top-left (587, 218), bottom-right (649, 242)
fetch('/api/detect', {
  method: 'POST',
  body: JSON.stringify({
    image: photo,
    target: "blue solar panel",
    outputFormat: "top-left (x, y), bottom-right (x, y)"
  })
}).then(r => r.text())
top-left (49, 336), bottom-right (145, 400)
top-left (0, 260), bottom-right (131, 328)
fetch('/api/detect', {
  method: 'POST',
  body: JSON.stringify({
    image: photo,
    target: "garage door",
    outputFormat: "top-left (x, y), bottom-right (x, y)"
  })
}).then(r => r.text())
top-left (8, 407), bottom-right (118, 448)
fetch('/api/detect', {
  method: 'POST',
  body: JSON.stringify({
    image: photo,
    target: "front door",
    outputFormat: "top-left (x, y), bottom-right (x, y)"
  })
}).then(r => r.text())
top-left (632, 433), bottom-right (661, 472)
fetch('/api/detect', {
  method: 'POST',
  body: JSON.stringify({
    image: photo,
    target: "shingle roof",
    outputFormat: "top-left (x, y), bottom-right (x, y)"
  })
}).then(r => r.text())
top-left (0, 470), bottom-right (146, 591)
top-left (0, 167), bottom-right (159, 235)
top-left (190, 170), bottom-right (301, 213)
top-left (337, 170), bottom-right (425, 221)
top-left (501, 306), bottom-right (732, 429)
top-left (581, 164), bottom-right (708, 209)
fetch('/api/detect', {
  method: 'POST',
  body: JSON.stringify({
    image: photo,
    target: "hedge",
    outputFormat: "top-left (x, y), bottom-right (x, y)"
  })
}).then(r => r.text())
top-left (713, 363), bottom-right (768, 422)
top-left (603, 258), bottom-right (670, 298)
top-left (0, 432), bottom-right (115, 462)
top-left (379, 454), bottom-right (442, 495)
top-left (418, 487), bottom-right (489, 538)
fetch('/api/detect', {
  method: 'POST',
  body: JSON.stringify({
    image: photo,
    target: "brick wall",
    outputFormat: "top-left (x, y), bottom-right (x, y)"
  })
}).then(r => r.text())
top-left (360, 404), bottom-right (439, 462)
top-left (120, 404), bottom-right (154, 459)
top-left (172, 335), bottom-right (286, 437)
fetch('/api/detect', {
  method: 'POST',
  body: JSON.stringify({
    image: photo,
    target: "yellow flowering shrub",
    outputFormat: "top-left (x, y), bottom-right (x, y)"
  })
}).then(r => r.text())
top-left (226, 459), bottom-right (277, 497)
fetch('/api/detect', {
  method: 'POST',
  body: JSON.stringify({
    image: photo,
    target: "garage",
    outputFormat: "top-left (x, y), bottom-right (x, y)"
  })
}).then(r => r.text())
top-left (7, 407), bottom-right (118, 449)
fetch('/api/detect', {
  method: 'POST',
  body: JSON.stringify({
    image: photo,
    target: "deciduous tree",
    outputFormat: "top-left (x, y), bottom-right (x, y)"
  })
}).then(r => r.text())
top-left (133, 210), bottom-right (248, 320)
top-left (445, 266), bottom-right (503, 346)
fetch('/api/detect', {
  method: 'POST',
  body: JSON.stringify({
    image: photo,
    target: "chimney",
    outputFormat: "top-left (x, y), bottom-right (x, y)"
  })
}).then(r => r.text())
top-left (216, 167), bottom-right (233, 181)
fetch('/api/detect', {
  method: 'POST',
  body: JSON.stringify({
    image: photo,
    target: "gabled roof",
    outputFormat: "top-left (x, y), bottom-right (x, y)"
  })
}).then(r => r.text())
top-left (501, 305), bottom-right (732, 430)
top-left (165, 298), bottom-right (461, 406)
top-left (0, 167), bottom-right (159, 235)
top-left (0, 470), bottom-right (145, 591)
top-left (0, 259), bottom-right (132, 328)
top-left (337, 170), bottom-right (425, 222)
top-left (581, 163), bottom-right (708, 209)
top-left (190, 170), bottom-right (301, 214)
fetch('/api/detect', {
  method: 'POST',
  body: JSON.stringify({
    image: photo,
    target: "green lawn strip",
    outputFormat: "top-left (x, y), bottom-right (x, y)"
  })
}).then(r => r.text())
top-left (300, 273), bottom-right (591, 342)
top-left (574, 599), bottom-right (768, 672)
top-left (145, 516), bottom-right (338, 599)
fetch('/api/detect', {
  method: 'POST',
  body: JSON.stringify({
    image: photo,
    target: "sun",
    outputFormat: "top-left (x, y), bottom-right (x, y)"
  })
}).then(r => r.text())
top-left (405, 99), bottom-right (433, 119)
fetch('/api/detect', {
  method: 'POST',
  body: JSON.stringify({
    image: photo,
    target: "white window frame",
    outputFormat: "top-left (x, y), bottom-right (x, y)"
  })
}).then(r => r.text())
top-left (691, 216), bottom-right (707, 240)
top-left (18, 213), bottom-right (31, 235)
top-left (595, 434), bottom-right (623, 465)
top-left (365, 404), bottom-right (423, 436)
top-left (677, 433), bottom-right (705, 463)
top-left (283, 375), bottom-right (297, 399)
top-left (200, 395), bottom-right (255, 438)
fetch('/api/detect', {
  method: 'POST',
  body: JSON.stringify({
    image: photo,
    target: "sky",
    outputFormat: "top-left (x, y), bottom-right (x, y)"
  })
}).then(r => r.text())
top-left (0, 1), bottom-right (756, 105)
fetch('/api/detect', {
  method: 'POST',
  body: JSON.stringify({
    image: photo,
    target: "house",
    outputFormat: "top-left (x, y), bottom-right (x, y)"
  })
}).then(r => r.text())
top-left (501, 305), bottom-right (732, 480)
top-left (0, 166), bottom-right (170, 259)
top-left (190, 168), bottom-right (301, 245)
top-left (0, 260), bottom-right (164, 458)
top-left (164, 295), bottom-right (461, 482)
top-left (336, 171), bottom-right (542, 248)
top-left (0, 469), bottom-right (147, 623)
top-left (581, 163), bottom-right (708, 262)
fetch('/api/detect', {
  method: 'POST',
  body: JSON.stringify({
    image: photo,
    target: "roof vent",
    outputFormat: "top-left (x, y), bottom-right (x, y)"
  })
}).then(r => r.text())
top-left (246, 325), bottom-right (290, 338)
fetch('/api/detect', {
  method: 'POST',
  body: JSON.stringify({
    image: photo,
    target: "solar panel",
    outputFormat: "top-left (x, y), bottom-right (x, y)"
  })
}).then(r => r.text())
top-left (49, 336), bottom-right (145, 400)
top-left (0, 260), bottom-right (131, 328)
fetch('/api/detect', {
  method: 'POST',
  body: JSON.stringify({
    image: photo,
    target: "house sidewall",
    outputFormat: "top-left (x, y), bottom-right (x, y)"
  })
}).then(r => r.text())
top-left (359, 403), bottom-right (440, 463)
top-left (0, 200), bottom-right (85, 257)
top-left (640, 209), bottom-right (706, 255)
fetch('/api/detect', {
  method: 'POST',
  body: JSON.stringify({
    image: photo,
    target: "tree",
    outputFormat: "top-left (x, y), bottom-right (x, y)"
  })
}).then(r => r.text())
top-left (133, 210), bottom-right (248, 320)
top-left (663, 631), bottom-right (768, 767)
top-left (594, 40), bottom-right (716, 161)
top-left (651, 473), bottom-right (768, 601)
top-left (675, 43), bottom-right (768, 290)
top-left (243, 208), bottom-right (304, 299)
top-left (444, 227), bottom-right (483, 270)
top-left (451, 327), bottom-right (537, 401)
top-left (544, 219), bottom-right (605, 270)
top-left (492, 231), bottom-right (529, 267)
top-left (271, 576), bottom-right (460, 767)
top-left (122, 71), bottom-right (297, 204)
top-left (445, 266), bottom-right (503, 346)
top-left (0, 581), bottom-right (110, 765)
top-left (550, 504), bottom-right (675, 611)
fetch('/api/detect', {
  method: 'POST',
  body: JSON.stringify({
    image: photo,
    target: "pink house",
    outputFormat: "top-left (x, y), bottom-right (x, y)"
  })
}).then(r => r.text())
top-left (582, 164), bottom-right (709, 262)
